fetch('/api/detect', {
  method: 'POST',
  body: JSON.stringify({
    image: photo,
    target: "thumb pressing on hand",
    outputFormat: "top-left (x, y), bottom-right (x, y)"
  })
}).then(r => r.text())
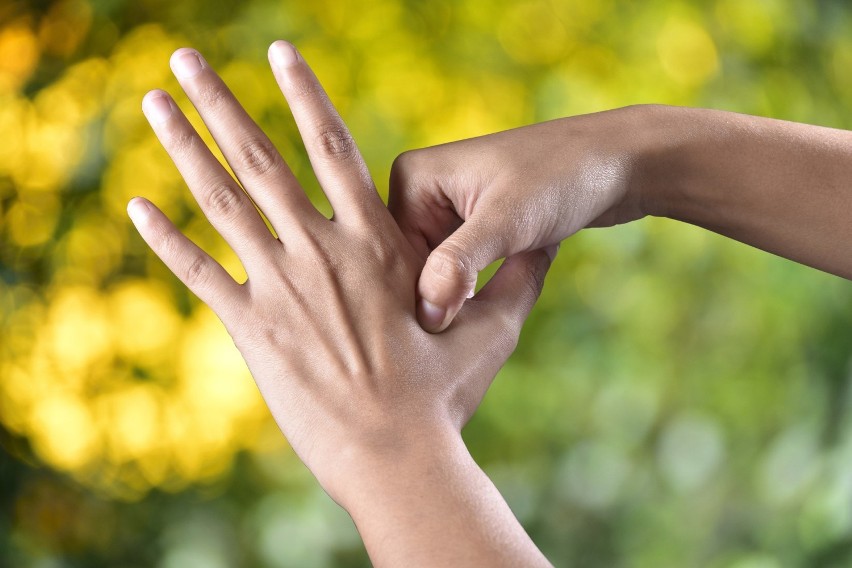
top-left (417, 214), bottom-right (513, 332)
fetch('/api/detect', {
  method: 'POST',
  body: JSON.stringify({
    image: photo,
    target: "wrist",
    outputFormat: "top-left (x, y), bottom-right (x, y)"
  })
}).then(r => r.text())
top-left (623, 103), bottom-right (686, 220)
top-left (628, 104), bottom-right (743, 225)
top-left (322, 420), bottom-right (467, 511)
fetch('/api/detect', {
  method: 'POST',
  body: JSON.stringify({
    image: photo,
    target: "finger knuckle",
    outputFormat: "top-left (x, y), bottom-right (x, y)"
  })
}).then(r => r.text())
top-left (182, 253), bottom-right (210, 288)
top-left (205, 182), bottom-right (244, 221)
top-left (316, 125), bottom-right (356, 161)
top-left (236, 137), bottom-right (280, 175)
top-left (389, 150), bottom-right (438, 215)
top-left (390, 150), bottom-right (412, 176)
top-left (390, 150), bottom-right (422, 185)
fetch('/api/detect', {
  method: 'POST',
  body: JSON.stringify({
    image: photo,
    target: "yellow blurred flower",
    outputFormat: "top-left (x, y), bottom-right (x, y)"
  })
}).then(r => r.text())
top-left (0, 20), bottom-right (40, 94)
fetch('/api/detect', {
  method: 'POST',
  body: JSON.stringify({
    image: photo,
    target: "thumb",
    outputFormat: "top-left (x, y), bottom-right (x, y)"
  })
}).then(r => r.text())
top-left (417, 214), bottom-right (512, 333)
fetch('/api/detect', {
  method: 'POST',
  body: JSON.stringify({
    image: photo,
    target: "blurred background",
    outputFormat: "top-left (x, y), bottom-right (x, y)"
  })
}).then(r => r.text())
top-left (2, 0), bottom-right (852, 566)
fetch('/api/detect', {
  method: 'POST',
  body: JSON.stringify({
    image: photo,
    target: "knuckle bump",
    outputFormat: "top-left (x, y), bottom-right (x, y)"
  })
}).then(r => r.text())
top-left (391, 150), bottom-right (419, 177)
top-left (316, 126), bottom-right (355, 160)
top-left (182, 254), bottom-right (209, 288)
top-left (236, 138), bottom-right (280, 175)
top-left (205, 182), bottom-right (243, 220)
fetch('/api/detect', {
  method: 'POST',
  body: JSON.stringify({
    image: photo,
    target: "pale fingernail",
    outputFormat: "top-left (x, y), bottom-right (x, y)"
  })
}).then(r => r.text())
top-left (127, 197), bottom-right (151, 223)
top-left (466, 283), bottom-right (476, 299)
top-left (171, 50), bottom-right (203, 79)
top-left (269, 40), bottom-right (299, 68)
top-left (142, 93), bottom-right (172, 124)
top-left (419, 299), bottom-right (447, 331)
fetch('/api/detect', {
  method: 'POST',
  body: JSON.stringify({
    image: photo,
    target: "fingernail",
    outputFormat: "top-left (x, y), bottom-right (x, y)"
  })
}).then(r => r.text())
top-left (419, 299), bottom-right (447, 331)
top-left (269, 40), bottom-right (299, 68)
top-left (466, 283), bottom-right (476, 299)
top-left (142, 92), bottom-right (172, 124)
top-left (171, 49), bottom-right (203, 79)
top-left (127, 197), bottom-right (151, 223)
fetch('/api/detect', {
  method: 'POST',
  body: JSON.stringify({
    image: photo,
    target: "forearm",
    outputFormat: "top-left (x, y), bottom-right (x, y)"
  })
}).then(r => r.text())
top-left (334, 427), bottom-right (552, 568)
top-left (638, 105), bottom-right (852, 278)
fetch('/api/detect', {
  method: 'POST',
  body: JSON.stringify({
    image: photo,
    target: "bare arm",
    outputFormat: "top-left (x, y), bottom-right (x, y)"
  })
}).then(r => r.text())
top-left (131, 41), bottom-right (552, 567)
top-left (637, 105), bottom-right (852, 279)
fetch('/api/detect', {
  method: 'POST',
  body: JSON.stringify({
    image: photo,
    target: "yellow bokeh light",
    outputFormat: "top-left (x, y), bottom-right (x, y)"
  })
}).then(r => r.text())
top-left (99, 385), bottom-right (162, 463)
top-left (36, 78), bottom-right (86, 126)
top-left (105, 24), bottom-right (183, 102)
top-left (38, 0), bottom-right (93, 58)
top-left (498, 1), bottom-right (570, 65)
top-left (179, 308), bottom-right (260, 419)
top-left (108, 279), bottom-right (182, 359)
top-left (102, 138), bottom-right (183, 218)
top-left (7, 194), bottom-right (60, 247)
top-left (0, 56), bottom-right (108, 206)
top-left (421, 75), bottom-right (528, 146)
top-left (29, 393), bottom-right (98, 470)
top-left (21, 119), bottom-right (84, 191)
top-left (0, 365), bottom-right (36, 433)
top-left (0, 278), bottom-right (268, 497)
top-left (0, 20), bottom-right (40, 94)
top-left (657, 15), bottom-right (719, 88)
top-left (52, 57), bottom-right (110, 119)
top-left (45, 285), bottom-right (113, 374)
top-left (0, 95), bottom-right (29, 171)
top-left (367, 51), bottom-right (444, 125)
top-left (715, 0), bottom-right (778, 56)
top-left (219, 60), bottom-right (277, 119)
top-left (58, 213), bottom-right (126, 285)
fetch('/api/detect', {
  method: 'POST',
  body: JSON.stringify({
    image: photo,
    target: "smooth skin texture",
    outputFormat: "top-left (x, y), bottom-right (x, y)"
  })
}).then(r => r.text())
top-left (390, 104), bottom-right (852, 332)
top-left (129, 42), bottom-right (553, 567)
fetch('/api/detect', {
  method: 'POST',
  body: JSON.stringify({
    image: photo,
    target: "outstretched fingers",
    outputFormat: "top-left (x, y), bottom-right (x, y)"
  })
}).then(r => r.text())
top-left (142, 89), bottom-right (276, 271)
top-left (168, 48), bottom-right (323, 235)
top-left (268, 40), bottom-right (384, 224)
top-left (127, 197), bottom-right (246, 319)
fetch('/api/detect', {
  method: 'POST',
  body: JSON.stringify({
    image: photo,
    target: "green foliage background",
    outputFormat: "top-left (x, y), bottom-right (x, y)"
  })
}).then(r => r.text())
top-left (2, 0), bottom-right (851, 566)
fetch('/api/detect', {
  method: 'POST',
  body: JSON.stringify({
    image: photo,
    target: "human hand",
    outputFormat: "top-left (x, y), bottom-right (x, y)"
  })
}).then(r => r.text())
top-left (389, 107), bottom-right (655, 332)
top-left (128, 42), bottom-right (553, 506)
